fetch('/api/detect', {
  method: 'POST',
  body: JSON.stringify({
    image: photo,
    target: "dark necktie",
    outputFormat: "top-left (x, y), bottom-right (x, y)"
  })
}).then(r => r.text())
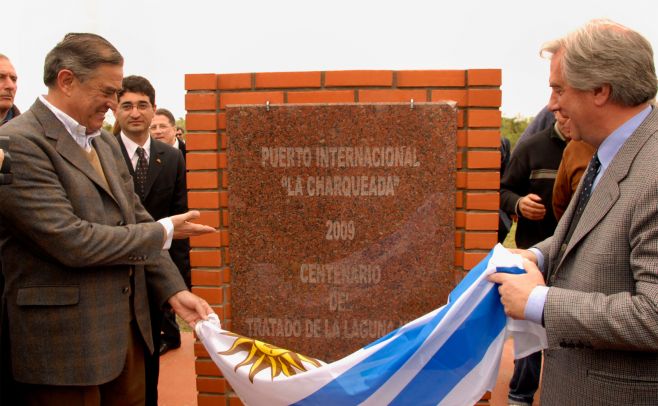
top-left (135, 147), bottom-right (148, 200)
top-left (552, 153), bottom-right (601, 277)
top-left (563, 152), bottom-right (601, 245)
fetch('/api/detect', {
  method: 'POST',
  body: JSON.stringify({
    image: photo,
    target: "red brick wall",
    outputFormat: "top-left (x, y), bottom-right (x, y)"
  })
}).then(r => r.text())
top-left (185, 69), bottom-right (501, 405)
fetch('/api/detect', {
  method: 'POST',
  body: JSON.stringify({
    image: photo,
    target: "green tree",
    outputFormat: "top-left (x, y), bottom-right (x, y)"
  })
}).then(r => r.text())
top-left (102, 121), bottom-right (114, 133)
top-left (175, 118), bottom-right (185, 132)
top-left (501, 115), bottom-right (531, 150)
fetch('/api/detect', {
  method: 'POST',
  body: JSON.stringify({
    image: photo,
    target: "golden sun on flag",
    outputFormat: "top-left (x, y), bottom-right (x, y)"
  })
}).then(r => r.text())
top-left (218, 332), bottom-right (322, 382)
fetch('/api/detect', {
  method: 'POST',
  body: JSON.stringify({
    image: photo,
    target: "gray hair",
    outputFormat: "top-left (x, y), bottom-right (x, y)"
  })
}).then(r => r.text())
top-left (43, 33), bottom-right (123, 87)
top-left (541, 19), bottom-right (657, 107)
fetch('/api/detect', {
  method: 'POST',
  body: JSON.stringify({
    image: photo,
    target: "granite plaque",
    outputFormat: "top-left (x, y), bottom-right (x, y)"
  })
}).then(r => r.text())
top-left (228, 103), bottom-right (456, 361)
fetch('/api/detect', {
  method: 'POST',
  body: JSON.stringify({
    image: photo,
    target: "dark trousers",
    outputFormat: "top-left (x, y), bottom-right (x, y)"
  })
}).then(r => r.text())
top-left (508, 350), bottom-right (542, 404)
top-left (498, 210), bottom-right (512, 244)
top-left (161, 309), bottom-right (181, 347)
top-left (145, 301), bottom-right (162, 406)
top-left (144, 305), bottom-right (181, 406)
top-left (0, 294), bottom-right (20, 405)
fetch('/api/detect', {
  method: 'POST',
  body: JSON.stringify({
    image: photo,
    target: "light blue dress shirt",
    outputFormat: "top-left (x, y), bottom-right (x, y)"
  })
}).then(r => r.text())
top-left (524, 105), bottom-right (653, 323)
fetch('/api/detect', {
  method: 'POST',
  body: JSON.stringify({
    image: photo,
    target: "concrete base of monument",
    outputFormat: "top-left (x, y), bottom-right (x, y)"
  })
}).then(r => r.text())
top-left (158, 334), bottom-right (541, 406)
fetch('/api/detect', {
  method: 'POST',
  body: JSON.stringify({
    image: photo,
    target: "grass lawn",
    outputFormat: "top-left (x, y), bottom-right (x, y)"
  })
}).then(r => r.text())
top-left (177, 315), bottom-right (193, 332)
top-left (502, 222), bottom-right (517, 249)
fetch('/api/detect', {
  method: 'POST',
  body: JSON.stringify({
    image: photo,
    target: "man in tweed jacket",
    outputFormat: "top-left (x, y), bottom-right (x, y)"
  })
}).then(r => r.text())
top-left (0, 33), bottom-right (214, 405)
top-left (490, 19), bottom-right (658, 405)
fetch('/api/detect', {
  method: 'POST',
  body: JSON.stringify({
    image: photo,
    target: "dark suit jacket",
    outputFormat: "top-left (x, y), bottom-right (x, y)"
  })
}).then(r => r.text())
top-left (178, 139), bottom-right (186, 160)
top-left (0, 99), bottom-right (187, 386)
top-left (117, 136), bottom-right (191, 286)
top-left (535, 107), bottom-right (658, 404)
top-left (500, 126), bottom-right (566, 248)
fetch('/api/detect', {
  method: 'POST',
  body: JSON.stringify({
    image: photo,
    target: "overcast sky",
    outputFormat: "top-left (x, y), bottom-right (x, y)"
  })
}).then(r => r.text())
top-left (5, 0), bottom-right (657, 121)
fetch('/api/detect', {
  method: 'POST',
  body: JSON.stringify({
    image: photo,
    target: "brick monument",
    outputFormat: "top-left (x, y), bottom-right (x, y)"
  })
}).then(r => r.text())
top-left (185, 70), bottom-right (501, 405)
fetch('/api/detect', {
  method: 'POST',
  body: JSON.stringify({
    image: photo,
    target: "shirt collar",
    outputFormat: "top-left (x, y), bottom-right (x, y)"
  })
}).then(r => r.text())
top-left (173, 138), bottom-right (180, 150)
top-left (120, 132), bottom-right (151, 160)
top-left (2, 105), bottom-right (16, 124)
top-left (597, 105), bottom-right (653, 171)
top-left (39, 95), bottom-right (101, 151)
top-left (552, 122), bottom-right (567, 142)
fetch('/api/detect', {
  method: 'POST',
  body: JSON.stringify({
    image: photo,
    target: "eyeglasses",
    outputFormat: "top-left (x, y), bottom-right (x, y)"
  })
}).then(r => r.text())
top-left (119, 102), bottom-right (152, 112)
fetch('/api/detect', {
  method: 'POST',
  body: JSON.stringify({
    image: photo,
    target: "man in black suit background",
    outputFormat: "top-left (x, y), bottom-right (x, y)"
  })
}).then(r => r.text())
top-left (113, 75), bottom-right (190, 405)
top-left (148, 107), bottom-right (190, 358)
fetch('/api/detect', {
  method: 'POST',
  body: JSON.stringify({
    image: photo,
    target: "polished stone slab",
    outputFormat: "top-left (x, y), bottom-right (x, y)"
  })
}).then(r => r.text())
top-left (228, 103), bottom-right (456, 361)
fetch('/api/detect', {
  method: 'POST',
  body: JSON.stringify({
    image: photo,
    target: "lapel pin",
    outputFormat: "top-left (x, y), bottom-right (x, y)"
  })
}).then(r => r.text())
top-left (156, 158), bottom-right (162, 164)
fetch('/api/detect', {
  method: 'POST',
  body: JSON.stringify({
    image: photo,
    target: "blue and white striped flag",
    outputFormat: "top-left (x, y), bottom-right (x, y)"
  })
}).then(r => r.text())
top-left (195, 245), bottom-right (546, 405)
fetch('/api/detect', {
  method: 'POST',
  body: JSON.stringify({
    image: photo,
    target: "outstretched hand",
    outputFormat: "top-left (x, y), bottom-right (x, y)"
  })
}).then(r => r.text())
top-left (488, 258), bottom-right (545, 319)
top-left (168, 290), bottom-right (214, 327)
top-left (171, 210), bottom-right (217, 239)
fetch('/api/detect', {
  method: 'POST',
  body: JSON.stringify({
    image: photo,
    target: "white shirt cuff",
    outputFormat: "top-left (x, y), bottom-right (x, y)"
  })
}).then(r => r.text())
top-left (528, 247), bottom-right (544, 272)
top-left (158, 218), bottom-right (174, 250)
top-left (524, 285), bottom-right (549, 324)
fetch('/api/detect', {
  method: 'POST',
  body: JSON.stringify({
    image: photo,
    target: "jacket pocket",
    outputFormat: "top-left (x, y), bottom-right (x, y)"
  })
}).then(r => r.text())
top-left (588, 369), bottom-right (658, 387)
top-left (588, 369), bottom-right (658, 405)
top-left (16, 286), bottom-right (80, 306)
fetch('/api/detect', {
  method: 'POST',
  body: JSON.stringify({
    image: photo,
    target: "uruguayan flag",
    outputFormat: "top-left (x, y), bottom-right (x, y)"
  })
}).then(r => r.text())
top-left (195, 245), bottom-right (546, 405)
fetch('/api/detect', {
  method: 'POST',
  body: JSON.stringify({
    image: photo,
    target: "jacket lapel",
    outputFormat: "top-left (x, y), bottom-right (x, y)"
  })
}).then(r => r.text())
top-left (116, 136), bottom-right (135, 176)
top-left (33, 100), bottom-right (119, 203)
top-left (561, 174), bottom-right (619, 261)
top-left (92, 134), bottom-right (134, 221)
top-left (144, 138), bottom-right (164, 199)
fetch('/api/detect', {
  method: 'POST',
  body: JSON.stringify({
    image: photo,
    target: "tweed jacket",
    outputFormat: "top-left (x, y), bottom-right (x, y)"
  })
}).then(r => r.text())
top-left (0, 99), bottom-right (187, 386)
top-left (535, 107), bottom-right (658, 405)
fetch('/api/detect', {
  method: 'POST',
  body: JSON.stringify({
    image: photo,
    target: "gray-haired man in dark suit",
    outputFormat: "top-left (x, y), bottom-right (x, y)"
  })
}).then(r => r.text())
top-left (491, 19), bottom-right (658, 405)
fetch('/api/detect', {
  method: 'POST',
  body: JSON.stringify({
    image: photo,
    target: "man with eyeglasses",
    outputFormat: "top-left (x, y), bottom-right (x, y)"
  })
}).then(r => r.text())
top-left (113, 75), bottom-right (191, 405)
top-left (0, 33), bottom-right (215, 405)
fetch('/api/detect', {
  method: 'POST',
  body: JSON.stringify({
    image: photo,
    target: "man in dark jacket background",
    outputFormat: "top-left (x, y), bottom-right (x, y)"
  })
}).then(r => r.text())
top-left (0, 54), bottom-right (19, 126)
top-left (499, 111), bottom-right (570, 405)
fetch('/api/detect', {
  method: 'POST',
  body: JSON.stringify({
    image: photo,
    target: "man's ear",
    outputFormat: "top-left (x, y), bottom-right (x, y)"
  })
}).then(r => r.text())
top-left (593, 84), bottom-right (612, 107)
top-left (57, 69), bottom-right (76, 97)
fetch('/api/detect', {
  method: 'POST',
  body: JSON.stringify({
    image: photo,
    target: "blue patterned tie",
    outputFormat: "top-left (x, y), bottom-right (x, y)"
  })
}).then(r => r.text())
top-left (552, 153), bottom-right (601, 276)
top-left (563, 153), bottom-right (601, 245)
top-left (135, 147), bottom-right (148, 201)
